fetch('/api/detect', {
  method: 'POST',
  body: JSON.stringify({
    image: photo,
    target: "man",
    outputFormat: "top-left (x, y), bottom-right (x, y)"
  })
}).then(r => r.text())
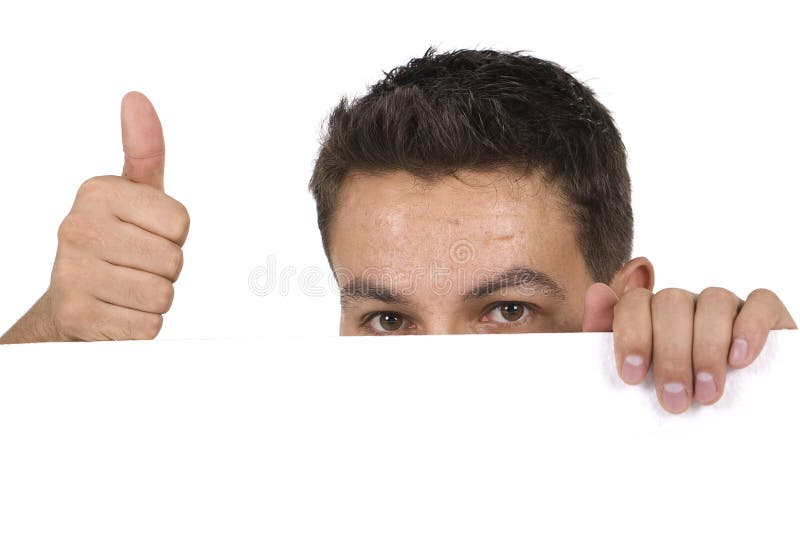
top-left (1, 48), bottom-right (795, 415)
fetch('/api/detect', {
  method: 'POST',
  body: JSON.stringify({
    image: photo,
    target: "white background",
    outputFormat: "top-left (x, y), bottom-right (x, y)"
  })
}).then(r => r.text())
top-left (1, 0), bottom-right (797, 338)
top-left (1, 331), bottom-right (798, 532)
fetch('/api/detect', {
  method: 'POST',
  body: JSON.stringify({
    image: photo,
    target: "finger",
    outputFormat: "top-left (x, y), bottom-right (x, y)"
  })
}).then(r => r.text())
top-left (651, 288), bottom-right (696, 413)
top-left (121, 91), bottom-right (165, 191)
top-left (611, 288), bottom-right (653, 384)
top-left (56, 297), bottom-right (163, 341)
top-left (692, 287), bottom-right (741, 404)
top-left (729, 288), bottom-right (797, 369)
top-left (91, 299), bottom-right (164, 341)
top-left (73, 176), bottom-right (190, 246)
top-left (104, 220), bottom-right (184, 282)
top-left (582, 283), bottom-right (618, 332)
top-left (58, 213), bottom-right (184, 282)
top-left (88, 261), bottom-right (175, 315)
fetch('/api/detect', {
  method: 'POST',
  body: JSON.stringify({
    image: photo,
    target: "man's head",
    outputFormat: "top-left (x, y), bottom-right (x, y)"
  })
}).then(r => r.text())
top-left (309, 48), bottom-right (653, 335)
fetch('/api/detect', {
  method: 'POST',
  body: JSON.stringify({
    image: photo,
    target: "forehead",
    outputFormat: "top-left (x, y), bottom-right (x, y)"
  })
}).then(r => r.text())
top-left (328, 169), bottom-right (582, 284)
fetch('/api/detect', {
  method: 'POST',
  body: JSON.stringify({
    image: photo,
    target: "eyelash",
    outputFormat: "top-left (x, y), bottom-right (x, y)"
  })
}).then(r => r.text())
top-left (482, 302), bottom-right (537, 325)
top-left (360, 302), bottom-right (538, 334)
top-left (360, 311), bottom-right (413, 335)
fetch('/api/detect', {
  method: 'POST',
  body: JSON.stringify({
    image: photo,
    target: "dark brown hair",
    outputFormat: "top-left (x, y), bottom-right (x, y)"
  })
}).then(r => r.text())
top-left (309, 47), bottom-right (633, 284)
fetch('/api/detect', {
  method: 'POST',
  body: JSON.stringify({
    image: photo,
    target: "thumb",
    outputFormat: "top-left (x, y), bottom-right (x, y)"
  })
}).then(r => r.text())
top-left (582, 282), bottom-right (619, 332)
top-left (121, 91), bottom-right (165, 191)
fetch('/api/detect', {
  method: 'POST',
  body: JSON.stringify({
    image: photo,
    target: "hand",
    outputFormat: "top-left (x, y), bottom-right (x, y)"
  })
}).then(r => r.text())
top-left (43, 91), bottom-right (188, 341)
top-left (582, 284), bottom-right (797, 413)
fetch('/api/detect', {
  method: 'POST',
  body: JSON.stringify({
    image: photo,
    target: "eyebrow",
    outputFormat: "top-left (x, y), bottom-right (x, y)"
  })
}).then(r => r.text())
top-left (340, 280), bottom-right (412, 307)
top-left (340, 266), bottom-right (566, 306)
top-left (463, 267), bottom-right (567, 302)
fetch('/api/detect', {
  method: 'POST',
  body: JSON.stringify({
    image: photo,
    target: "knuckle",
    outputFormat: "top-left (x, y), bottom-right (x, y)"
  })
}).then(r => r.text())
top-left (56, 213), bottom-right (81, 243)
top-left (162, 245), bottom-right (184, 280)
top-left (153, 279), bottom-right (175, 313)
top-left (653, 287), bottom-right (694, 308)
top-left (169, 202), bottom-right (191, 242)
top-left (57, 212), bottom-right (103, 249)
top-left (76, 176), bottom-right (114, 203)
top-left (625, 287), bottom-right (653, 301)
top-left (137, 314), bottom-right (163, 340)
top-left (56, 218), bottom-right (70, 243)
top-left (748, 287), bottom-right (777, 301)
top-left (698, 286), bottom-right (734, 303)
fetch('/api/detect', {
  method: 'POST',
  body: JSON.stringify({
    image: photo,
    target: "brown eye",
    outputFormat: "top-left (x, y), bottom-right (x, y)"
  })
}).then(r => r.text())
top-left (499, 302), bottom-right (524, 321)
top-left (484, 302), bottom-right (534, 325)
top-left (378, 312), bottom-right (403, 331)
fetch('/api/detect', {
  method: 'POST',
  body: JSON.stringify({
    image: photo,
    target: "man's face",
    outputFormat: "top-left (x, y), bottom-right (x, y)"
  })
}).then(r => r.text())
top-left (328, 168), bottom-right (595, 335)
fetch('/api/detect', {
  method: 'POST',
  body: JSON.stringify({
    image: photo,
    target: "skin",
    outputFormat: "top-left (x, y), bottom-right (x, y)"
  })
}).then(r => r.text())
top-left (329, 167), bottom-right (797, 414)
top-left (0, 92), bottom-right (189, 343)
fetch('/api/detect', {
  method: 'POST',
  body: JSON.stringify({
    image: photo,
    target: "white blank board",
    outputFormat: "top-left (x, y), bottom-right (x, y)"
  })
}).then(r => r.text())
top-left (1, 331), bottom-right (798, 533)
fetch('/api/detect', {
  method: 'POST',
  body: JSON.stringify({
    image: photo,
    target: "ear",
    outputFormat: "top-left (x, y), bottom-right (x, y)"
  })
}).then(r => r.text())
top-left (608, 256), bottom-right (655, 296)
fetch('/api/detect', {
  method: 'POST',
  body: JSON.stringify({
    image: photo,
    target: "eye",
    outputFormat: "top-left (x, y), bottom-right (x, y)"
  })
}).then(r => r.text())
top-left (484, 302), bottom-right (533, 324)
top-left (365, 311), bottom-right (410, 334)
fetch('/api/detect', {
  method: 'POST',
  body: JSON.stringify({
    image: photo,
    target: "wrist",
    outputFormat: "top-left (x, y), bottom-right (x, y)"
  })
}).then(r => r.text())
top-left (0, 290), bottom-right (64, 344)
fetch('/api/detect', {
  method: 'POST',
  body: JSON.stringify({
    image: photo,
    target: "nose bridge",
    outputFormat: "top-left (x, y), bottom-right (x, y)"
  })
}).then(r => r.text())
top-left (422, 313), bottom-right (471, 336)
top-left (415, 269), bottom-right (474, 335)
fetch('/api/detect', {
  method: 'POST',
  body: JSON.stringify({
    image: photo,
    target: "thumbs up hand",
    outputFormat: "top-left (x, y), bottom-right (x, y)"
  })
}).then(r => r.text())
top-left (0, 92), bottom-right (189, 343)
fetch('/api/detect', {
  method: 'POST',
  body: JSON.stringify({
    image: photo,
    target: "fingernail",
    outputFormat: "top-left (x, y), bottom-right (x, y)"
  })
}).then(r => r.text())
top-left (728, 338), bottom-right (749, 365)
top-left (695, 372), bottom-right (717, 403)
top-left (662, 382), bottom-right (689, 412)
top-left (621, 354), bottom-right (645, 383)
